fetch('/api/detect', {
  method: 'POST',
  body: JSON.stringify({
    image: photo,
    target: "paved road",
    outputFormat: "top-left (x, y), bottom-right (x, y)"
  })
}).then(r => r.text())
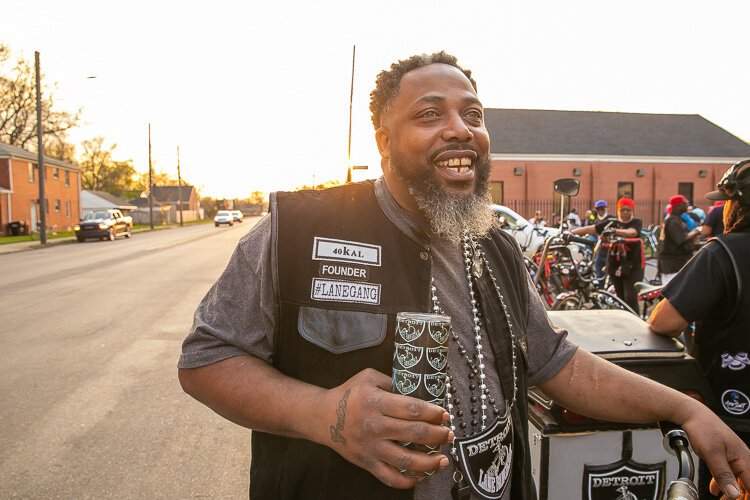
top-left (0, 220), bottom-right (259, 498)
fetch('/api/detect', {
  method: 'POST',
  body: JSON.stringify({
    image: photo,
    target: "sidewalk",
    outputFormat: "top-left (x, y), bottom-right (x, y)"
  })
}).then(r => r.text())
top-left (0, 236), bottom-right (77, 255)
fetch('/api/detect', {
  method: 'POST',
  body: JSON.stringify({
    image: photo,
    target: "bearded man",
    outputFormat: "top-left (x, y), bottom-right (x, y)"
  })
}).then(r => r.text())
top-left (178, 52), bottom-right (750, 500)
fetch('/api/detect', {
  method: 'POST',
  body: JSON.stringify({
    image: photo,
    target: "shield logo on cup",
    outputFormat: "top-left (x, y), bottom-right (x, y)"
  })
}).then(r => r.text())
top-left (394, 343), bottom-right (423, 369)
top-left (426, 346), bottom-right (448, 371)
top-left (429, 322), bottom-right (450, 345)
top-left (424, 372), bottom-right (446, 398)
top-left (392, 369), bottom-right (421, 395)
top-left (397, 320), bottom-right (425, 343)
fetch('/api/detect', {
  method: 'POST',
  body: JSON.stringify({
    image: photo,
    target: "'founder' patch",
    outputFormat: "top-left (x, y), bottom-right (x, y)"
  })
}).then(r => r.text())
top-left (311, 278), bottom-right (381, 305)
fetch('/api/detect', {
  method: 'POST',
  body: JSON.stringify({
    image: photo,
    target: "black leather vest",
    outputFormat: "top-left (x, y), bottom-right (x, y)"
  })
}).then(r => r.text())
top-left (251, 180), bottom-right (534, 499)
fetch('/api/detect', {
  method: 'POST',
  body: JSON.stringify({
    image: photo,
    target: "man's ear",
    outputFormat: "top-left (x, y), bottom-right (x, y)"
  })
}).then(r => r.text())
top-left (375, 127), bottom-right (390, 160)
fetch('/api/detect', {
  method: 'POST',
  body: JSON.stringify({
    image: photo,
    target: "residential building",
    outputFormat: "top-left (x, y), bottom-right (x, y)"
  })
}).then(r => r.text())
top-left (0, 141), bottom-right (81, 235)
top-left (129, 185), bottom-right (201, 225)
top-left (81, 190), bottom-right (137, 217)
top-left (150, 185), bottom-right (201, 223)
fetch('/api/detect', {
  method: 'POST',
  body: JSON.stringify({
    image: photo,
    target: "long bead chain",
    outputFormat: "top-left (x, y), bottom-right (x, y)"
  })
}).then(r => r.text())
top-left (431, 233), bottom-right (519, 464)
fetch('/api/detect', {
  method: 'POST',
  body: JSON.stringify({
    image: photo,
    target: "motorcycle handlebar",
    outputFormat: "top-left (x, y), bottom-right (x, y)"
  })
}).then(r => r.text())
top-left (659, 421), bottom-right (698, 500)
top-left (561, 233), bottom-right (595, 247)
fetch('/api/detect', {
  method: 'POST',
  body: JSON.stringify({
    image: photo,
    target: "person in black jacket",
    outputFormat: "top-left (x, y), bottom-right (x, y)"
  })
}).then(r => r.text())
top-left (571, 197), bottom-right (644, 311)
top-left (658, 194), bottom-right (702, 285)
top-left (651, 159), bottom-right (750, 499)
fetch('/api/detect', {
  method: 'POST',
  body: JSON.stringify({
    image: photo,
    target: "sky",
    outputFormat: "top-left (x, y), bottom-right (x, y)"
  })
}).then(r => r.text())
top-left (2, 0), bottom-right (749, 199)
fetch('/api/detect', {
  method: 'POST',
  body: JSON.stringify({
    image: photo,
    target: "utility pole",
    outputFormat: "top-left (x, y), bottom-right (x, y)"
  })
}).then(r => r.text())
top-left (177, 145), bottom-right (184, 227)
top-left (148, 123), bottom-right (153, 229)
top-left (35, 51), bottom-right (47, 244)
top-left (346, 45), bottom-right (355, 184)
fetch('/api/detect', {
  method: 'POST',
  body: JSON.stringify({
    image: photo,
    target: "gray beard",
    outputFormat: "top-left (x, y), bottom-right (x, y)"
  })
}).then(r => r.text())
top-left (390, 154), bottom-right (496, 244)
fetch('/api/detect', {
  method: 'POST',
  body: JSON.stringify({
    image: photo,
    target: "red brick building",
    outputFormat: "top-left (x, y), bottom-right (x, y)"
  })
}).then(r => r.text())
top-left (0, 142), bottom-right (81, 235)
top-left (485, 109), bottom-right (750, 226)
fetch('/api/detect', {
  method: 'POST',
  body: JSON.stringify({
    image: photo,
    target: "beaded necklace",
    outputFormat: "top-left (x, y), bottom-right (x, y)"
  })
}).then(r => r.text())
top-left (430, 233), bottom-right (518, 467)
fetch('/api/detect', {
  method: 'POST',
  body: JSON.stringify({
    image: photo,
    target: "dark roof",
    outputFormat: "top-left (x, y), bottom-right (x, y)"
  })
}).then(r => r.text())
top-left (0, 141), bottom-right (79, 170)
top-left (130, 197), bottom-right (166, 208)
top-left (485, 109), bottom-right (750, 158)
top-left (151, 185), bottom-right (196, 203)
top-left (87, 190), bottom-right (132, 207)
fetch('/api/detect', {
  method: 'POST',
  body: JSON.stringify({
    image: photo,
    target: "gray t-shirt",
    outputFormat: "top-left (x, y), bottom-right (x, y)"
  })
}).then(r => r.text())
top-left (179, 182), bottom-right (577, 499)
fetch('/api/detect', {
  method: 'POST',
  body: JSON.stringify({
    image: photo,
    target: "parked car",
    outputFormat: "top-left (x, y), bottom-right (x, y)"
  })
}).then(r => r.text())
top-left (214, 210), bottom-right (234, 227)
top-left (231, 210), bottom-right (244, 223)
top-left (75, 209), bottom-right (133, 242)
top-left (491, 204), bottom-right (559, 257)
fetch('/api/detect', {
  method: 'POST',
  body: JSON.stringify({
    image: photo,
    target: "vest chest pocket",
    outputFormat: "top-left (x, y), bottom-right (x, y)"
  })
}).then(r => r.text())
top-left (298, 306), bottom-right (388, 354)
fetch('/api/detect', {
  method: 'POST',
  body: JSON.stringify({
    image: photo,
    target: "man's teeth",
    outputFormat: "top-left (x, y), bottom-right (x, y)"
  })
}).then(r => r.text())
top-left (436, 157), bottom-right (473, 171)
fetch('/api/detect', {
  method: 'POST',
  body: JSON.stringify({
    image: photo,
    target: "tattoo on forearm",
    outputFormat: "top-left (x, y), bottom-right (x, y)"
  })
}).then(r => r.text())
top-left (330, 389), bottom-right (351, 445)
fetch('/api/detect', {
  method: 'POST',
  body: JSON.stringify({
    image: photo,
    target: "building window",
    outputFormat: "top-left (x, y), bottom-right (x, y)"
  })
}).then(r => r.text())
top-left (55, 199), bottom-right (61, 212)
top-left (28, 163), bottom-right (35, 182)
top-left (617, 182), bottom-right (634, 200)
top-left (53, 167), bottom-right (59, 179)
top-left (678, 182), bottom-right (694, 205)
top-left (489, 181), bottom-right (504, 204)
top-left (66, 200), bottom-right (71, 217)
top-left (65, 170), bottom-right (70, 187)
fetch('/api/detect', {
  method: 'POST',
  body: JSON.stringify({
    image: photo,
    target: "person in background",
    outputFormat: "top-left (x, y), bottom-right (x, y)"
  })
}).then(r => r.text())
top-left (592, 199), bottom-right (611, 280)
top-left (703, 201), bottom-right (726, 238)
top-left (683, 206), bottom-right (700, 230)
top-left (582, 208), bottom-right (595, 227)
top-left (529, 209), bottom-right (546, 228)
top-left (571, 197), bottom-right (644, 311)
top-left (566, 207), bottom-right (581, 229)
top-left (657, 194), bottom-right (702, 285)
top-left (650, 159), bottom-right (750, 499)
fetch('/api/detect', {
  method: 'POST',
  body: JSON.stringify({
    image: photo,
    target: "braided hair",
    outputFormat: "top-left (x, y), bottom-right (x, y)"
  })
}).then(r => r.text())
top-left (369, 51), bottom-right (476, 130)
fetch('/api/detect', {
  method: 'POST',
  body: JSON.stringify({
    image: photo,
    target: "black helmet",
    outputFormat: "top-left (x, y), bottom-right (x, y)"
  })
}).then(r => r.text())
top-left (706, 159), bottom-right (750, 205)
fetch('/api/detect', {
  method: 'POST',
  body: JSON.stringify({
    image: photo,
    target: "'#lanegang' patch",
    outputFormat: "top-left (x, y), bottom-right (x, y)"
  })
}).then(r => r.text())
top-left (311, 278), bottom-right (381, 305)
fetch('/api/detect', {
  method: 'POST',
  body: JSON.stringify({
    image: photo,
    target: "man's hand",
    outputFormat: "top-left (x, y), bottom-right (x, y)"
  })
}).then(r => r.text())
top-left (321, 368), bottom-right (452, 489)
top-left (677, 405), bottom-right (750, 500)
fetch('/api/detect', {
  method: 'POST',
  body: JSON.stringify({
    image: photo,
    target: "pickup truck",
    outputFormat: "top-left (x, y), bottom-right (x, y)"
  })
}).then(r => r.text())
top-left (75, 209), bottom-right (133, 242)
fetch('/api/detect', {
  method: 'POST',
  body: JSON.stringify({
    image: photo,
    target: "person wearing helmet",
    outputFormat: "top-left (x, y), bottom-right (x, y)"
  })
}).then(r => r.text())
top-left (650, 159), bottom-right (750, 499)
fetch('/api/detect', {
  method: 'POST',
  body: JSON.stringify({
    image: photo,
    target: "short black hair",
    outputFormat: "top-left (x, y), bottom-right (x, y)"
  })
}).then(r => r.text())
top-left (369, 51), bottom-right (477, 130)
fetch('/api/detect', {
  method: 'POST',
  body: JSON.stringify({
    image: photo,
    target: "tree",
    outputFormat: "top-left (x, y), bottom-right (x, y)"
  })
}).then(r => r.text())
top-left (0, 44), bottom-right (80, 158)
top-left (79, 137), bottom-right (140, 199)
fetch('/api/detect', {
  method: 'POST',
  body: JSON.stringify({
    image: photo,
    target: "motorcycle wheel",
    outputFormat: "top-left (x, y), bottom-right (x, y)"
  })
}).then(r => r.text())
top-left (552, 294), bottom-right (582, 311)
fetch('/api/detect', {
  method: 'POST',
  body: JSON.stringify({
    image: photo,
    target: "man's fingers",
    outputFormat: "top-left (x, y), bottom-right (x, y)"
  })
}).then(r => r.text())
top-left (375, 440), bottom-right (449, 476)
top-left (710, 472), bottom-right (742, 499)
top-left (364, 415), bottom-right (452, 447)
top-left (374, 392), bottom-right (448, 424)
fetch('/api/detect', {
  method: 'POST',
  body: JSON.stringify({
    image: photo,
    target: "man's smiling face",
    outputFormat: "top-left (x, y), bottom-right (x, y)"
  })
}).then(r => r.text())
top-left (375, 63), bottom-right (494, 240)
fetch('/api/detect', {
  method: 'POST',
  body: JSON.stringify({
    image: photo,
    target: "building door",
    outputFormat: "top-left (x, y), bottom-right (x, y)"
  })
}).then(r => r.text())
top-left (678, 182), bottom-right (694, 205)
top-left (29, 201), bottom-right (37, 233)
top-left (489, 181), bottom-right (504, 204)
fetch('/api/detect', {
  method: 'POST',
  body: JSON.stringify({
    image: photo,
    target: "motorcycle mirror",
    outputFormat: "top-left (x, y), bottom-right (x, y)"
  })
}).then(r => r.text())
top-left (554, 178), bottom-right (580, 197)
